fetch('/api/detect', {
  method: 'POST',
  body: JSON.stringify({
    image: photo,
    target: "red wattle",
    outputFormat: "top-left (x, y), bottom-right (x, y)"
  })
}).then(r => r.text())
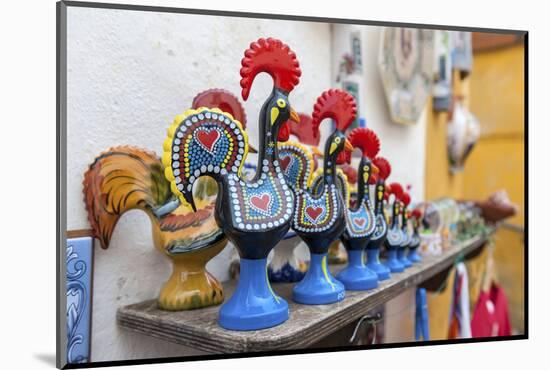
top-left (336, 150), bottom-right (351, 165)
top-left (278, 122), bottom-right (290, 142)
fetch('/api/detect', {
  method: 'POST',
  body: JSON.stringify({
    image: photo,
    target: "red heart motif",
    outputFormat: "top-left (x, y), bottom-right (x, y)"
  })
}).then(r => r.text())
top-left (305, 206), bottom-right (324, 223)
top-left (280, 156), bottom-right (292, 172)
top-left (196, 129), bottom-right (220, 152)
top-left (353, 217), bottom-right (366, 228)
top-left (250, 193), bottom-right (271, 213)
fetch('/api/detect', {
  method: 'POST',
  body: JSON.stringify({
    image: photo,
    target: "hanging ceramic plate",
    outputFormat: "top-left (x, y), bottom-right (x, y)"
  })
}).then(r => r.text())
top-left (378, 28), bottom-right (434, 124)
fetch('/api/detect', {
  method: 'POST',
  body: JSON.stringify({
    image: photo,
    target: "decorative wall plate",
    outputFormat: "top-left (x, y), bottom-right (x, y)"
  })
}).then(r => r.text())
top-left (378, 28), bottom-right (434, 124)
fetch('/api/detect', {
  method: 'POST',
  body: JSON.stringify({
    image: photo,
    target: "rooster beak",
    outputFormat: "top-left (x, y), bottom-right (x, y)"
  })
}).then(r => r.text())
top-left (312, 146), bottom-right (323, 158)
top-left (372, 164), bottom-right (380, 174)
top-left (290, 108), bottom-right (300, 124)
top-left (344, 139), bottom-right (354, 153)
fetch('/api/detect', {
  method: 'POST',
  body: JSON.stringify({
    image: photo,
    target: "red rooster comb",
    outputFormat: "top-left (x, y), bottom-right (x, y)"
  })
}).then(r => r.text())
top-left (401, 192), bottom-right (411, 206)
top-left (388, 182), bottom-right (404, 200)
top-left (192, 88), bottom-right (247, 128)
top-left (312, 89), bottom-right (357, 132)
top-left (348, 128), bottom-right (380, 158)
top-left (240, 38), bottom-right (301, 101)
top-left (373, 157), bottom-right (391, 180)
top-left (412, 209), bottom-right (422, 219)
top-left (289, 113), bottom-right (321, 146)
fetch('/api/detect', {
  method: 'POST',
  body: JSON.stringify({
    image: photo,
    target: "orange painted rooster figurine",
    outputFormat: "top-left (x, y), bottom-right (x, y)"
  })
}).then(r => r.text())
top-left (83, 147), bottom-right (225, 311)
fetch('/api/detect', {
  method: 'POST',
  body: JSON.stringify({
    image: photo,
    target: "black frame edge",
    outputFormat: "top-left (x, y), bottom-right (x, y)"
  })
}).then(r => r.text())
top-left (57, 1), bottom-right (529, 368)
top-left (57, 1), bottom-right (68, 368)
top-left (63, 0), bottom-right (527, 35)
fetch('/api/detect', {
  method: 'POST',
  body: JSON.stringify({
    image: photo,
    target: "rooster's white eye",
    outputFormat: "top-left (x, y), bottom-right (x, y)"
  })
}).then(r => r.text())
top-left (335, 137), bottom-right (341, 144)
top-left (277, 99), bottom-right (286, 108)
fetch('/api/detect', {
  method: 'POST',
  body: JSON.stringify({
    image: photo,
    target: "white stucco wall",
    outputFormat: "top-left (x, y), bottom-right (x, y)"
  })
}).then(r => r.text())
top-left (66, 7), bottom-right (332, 362)
top-left (67, 8), bottom-right (427, 361)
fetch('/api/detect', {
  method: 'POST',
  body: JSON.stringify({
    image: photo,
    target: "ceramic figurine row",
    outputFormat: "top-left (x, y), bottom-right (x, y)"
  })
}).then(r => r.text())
top-left (82, 37), bottom-right (424, 332)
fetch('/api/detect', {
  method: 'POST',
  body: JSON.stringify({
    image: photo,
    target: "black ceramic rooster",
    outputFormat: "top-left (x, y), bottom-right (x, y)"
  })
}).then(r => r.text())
top-left (335, 128), bottom-right (381, 291)
top-left (290, 89), bottom-right (355, 305)
top-left (398, 190), bottom-right (413, 268)
top-left (364, 157), bottom-right (393, 280)
top-left (163, 37), bottom-right (302, 330)
top-left (384, 182), bottom-right (406, 273)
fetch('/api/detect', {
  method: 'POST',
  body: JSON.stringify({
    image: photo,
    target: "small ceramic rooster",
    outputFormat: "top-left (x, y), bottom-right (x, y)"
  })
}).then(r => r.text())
top-left (290, 89), bottom-right (355, 305)
top-left (269, 140), bottom-right (315, 283)
top-left (325, 140), bottom-right (358, 265)
top-left (335, 127), bottom-right (381, 290)
top-left (384, 182), bottom-right (406, 273)
top-left (408, 209), bottom-right (423, 263)
top-left (398, 190), bottom-right (413, 268)
top-left (310, 168), bottom-right (353, 266)
top-left (364, 157), bottom-right (392, 280)
top-left (163, 37), bottom-right (302, 330)
top-left (267, 112), bottom-right (324, 283)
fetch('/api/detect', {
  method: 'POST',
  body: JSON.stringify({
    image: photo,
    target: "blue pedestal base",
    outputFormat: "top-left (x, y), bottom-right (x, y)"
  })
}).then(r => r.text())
top-left (398, 248), bottom-right (412, 268)
top-left (365, 248), bottom-right (391, 280)
top-left (385, 249), bottom-right (405, 273)
top-left (219, 258), bottom-right (289, 331)
top-left (293, 253), bottom-right (345, 305)
top-left (336, 250), bottom-right (378, 290)
top-left (408, 248), bottom-right (422, 263)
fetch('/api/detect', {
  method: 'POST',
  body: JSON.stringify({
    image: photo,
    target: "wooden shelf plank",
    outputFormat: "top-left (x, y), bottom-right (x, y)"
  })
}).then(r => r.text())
top-left (117, 233), bottom-right (489, 353)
